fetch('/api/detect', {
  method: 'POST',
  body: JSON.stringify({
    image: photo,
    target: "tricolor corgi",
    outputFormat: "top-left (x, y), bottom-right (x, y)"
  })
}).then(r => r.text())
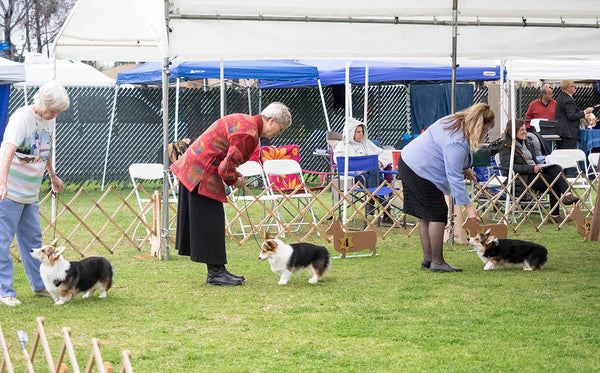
top-left (468, 229), bottom-right (548, 271)
top-left (259, 234), bottom-right (331, 285)
top-left (30, 239), bottom-right (113, 305)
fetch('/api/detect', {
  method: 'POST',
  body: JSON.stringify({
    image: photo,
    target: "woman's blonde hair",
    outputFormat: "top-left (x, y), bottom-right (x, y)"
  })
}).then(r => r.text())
top-left (443, 103), bottom-right (495, 151)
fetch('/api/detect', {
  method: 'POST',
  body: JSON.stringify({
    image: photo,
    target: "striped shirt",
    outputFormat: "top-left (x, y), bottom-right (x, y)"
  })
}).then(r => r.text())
top-left (0, 106), bottom-right (54, 203)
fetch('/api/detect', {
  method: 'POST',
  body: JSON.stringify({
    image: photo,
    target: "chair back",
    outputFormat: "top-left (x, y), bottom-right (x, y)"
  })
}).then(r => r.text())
top-left (236, 161), bottom-right (264, 178)
top-left (129, 163), bottom-right (163, 181)
top-left (263, 159), bottom-right (306, 192)
top-left (261, 145), bottom-right (301, 191)
top-left (336, 155), bottom-right (379, 173)
top-left (546, 149), bottom-right (587, 173)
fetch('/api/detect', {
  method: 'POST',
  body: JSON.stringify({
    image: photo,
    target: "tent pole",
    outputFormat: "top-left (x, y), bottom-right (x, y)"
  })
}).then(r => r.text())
top-left (258, 88), bottom-right (262, 112)
top-left (51, 56), bottom-right (57, 224)
top-left (246, 80), bottom-right (252, 115)
top-left (448, 0), bottom-right (458, 245)
top-left (364, 61), bottom-right (369, 128)
top-left (220, 59), bottom-right (225, 117)
top-left (342, 61), bottom-right (351, 224)
top-left (101, 84), bottom-right (119, 191)
top-left (174, 77), bottom-right (180, 141)
top-left (507, 76), bottom-right (517, 222)
top-left (161, 0), bottom-right (170, 261)
top-left (316, 79), bottom-right (331, 132)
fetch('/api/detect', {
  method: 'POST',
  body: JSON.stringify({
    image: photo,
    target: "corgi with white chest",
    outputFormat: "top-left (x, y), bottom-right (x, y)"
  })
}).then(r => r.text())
top-left (30, 239), bottom-right (113, 305)
top-left (259, 234), bottom-right (331, 285)
top-left (468, 229), bottom-right (548, 271)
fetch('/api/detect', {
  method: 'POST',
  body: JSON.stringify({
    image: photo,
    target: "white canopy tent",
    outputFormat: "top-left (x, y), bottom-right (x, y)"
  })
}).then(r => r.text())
top-left (53, 0), bottom-right (600, 257)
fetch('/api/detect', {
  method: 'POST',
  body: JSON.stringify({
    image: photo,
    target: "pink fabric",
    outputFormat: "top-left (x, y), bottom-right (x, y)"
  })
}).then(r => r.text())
top-left (261, 145), bottom-right (301, 191)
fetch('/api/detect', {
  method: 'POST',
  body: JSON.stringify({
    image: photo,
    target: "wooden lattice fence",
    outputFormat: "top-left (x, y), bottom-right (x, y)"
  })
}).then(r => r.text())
top-left (8, 173), bottom-right (597, 259)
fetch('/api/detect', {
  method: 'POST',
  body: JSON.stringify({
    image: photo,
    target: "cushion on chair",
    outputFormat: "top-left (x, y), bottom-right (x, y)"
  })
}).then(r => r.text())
top-left (261, 145), bottom-right (301, 192)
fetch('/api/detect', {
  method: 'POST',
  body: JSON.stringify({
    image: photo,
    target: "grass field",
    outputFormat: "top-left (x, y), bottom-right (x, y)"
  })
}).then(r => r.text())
top-left (3, 193), bottom-right (600, 372)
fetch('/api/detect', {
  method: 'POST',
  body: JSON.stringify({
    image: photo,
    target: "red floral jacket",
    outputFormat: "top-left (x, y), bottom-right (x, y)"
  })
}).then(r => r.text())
top-left (170, 114), bottom-right (263, 203)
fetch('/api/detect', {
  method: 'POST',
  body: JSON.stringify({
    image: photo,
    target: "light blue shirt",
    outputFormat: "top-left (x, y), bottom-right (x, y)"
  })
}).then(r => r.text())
top-left (401, 116), bottom-right (473, 205)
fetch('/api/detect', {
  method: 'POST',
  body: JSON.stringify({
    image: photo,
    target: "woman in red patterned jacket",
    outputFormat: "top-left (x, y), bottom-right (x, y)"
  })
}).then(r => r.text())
top-left (170, 102), bottom-right (292, 286)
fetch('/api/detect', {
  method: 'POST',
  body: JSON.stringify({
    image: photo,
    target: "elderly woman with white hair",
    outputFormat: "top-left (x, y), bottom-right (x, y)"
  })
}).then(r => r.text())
top-left (0, 81), bottom-right (69, 307)
top-left (171, 102), bottom-right (292, 286)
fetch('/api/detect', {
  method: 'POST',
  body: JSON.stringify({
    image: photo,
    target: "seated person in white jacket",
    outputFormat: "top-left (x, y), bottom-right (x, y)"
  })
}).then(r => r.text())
top-left (334, 117), bottom-right (394, 223)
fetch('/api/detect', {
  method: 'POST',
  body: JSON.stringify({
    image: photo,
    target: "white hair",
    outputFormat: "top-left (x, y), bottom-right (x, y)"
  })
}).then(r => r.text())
top-left (33, 81), bottom-right (70, 112)
top-left (260, 102), bottom-right (292, 129)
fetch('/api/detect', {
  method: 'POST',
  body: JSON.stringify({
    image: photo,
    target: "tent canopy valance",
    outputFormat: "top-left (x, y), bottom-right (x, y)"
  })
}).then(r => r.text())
top-left (116, 59), bottom-right (319, 85)
top-left (260, 60), bottom-right (502, 89)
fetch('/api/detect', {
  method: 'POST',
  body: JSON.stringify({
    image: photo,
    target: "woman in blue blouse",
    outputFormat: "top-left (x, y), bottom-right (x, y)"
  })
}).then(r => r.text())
top-left (399, 103), bottom-right (495, 273)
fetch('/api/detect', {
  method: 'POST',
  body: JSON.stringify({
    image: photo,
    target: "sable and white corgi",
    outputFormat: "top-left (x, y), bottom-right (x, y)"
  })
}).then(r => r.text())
top-left (30, 239), bottom-right (113, 305)
top-left (259, 234), bottom-right (331, 285)
top-left (468, 229), bottom-right (548, 271)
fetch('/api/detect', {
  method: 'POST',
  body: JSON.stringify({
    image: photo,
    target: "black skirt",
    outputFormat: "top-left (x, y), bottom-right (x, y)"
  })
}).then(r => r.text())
top-left (176, 183), bottom-right (227, 264)
top-left (398, 155), bottom-right (448, 223)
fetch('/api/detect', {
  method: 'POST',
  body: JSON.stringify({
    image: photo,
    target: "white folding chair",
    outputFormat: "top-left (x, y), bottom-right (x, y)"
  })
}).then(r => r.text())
top-left (226, 161), bottom-right (283, 238)
top-left (262, 159), bottom-right (319, 231)
top-left (129, 163), bottom-right (177, 240)
top-left (587, 152), bottom-right (600, 178)
top-left (545, 149), bottom-right (592, 209)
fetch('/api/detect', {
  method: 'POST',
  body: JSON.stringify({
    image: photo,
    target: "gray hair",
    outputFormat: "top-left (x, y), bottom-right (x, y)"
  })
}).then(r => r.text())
top-left (33, 81), bottom-right (70, 112)
top-left (260, 102), bottom-right (292, 129)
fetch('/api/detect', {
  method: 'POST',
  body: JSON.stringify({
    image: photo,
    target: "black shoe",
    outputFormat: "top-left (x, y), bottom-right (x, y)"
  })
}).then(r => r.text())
top-left (421, 260), bottom-right (431, 269)
top-left (223, 268), bottom-right (245, 282)
top-left (430, 262), bottom-right (463, 273)
top-left (380, 215), bottom-right (394, 226)
top-left (207, 264), bottom-right (243, 286)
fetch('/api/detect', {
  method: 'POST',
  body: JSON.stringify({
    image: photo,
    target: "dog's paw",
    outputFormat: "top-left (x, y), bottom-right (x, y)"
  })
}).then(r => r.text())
top-left (308, 277), bottom-right (318, 284)
top-left (98, 291), bottom-right (107, 298)
top-left (483, 262), bottom-right (496, 270)
top-left (82, 292), bottom-right (92, 298)
top-left (54, 300), bottom-right (66, 305)
top-left (277, 280), bottom-right (288, 285)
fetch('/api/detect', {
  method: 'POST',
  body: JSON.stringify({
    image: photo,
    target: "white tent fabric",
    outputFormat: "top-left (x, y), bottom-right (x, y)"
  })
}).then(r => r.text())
top-left (0, 57), bottom-right (26, 84)
top-left (507, 59), bottom-right (600, 81)
top-left (54, 0), bottom-right (600, 61)
top-left (13, 53), bottom-right (115, 87)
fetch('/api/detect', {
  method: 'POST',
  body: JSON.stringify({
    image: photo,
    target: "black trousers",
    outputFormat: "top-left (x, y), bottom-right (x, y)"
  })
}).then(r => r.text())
top-left (525, 164), bottom-right (569, 216)
top-left (175, 183), bottom-right (227, 264)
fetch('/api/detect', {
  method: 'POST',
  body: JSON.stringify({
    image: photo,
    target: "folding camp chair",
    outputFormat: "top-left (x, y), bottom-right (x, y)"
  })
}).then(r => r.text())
top-left (335, 155), bottom-right (400, 226)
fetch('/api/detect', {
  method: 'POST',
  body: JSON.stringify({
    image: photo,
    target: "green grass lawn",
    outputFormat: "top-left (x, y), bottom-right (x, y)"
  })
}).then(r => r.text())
top-left (3, 188), bottom-right (600, 372)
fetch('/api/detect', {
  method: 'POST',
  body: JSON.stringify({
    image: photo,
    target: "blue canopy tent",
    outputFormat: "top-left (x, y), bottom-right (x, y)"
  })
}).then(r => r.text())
top-left (102, 60), bottom-right (319, 188)
top-left (260, 59), bottom-right (502, 135)
top-left (0, 57), bottom-right (27, 137)
top-left (260, 60), bottom-right (501, 88)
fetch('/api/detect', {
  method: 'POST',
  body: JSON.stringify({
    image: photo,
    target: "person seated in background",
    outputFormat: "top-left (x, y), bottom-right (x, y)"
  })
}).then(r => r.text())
top-left (525, 85), bottom-right (556, 129)
top-left (334, 117), bottom-right (394, 224)
top-left (498, 119), bottom-right (579, 224)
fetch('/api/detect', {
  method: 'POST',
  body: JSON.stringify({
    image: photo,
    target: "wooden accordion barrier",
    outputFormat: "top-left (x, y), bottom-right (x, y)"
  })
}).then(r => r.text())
top-left (0, 317), bottom-right (133, 373)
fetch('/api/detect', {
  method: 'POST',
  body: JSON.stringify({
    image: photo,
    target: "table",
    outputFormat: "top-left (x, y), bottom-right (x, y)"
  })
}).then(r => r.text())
top-left (579, 129), bottom-right (600, 152)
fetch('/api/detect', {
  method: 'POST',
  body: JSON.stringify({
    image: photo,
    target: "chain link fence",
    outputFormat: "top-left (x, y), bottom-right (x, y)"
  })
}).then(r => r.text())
top-left (8, 83), bottom-right (493, 189)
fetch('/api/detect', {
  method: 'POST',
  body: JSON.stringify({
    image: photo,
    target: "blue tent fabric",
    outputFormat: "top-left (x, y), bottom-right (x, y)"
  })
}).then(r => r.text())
top-left (117, 60), bottom-right (319, 84)
top-left (260, 60), bottom-right (501, 89)
top-left (0, 85), bottom-right (11, 138)
top-left (409, 83), bottom-right (474, 134)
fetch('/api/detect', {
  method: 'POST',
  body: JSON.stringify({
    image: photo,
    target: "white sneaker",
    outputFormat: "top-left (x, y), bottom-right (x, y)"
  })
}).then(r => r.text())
top-left (0, 296), bottom-right (22, 306)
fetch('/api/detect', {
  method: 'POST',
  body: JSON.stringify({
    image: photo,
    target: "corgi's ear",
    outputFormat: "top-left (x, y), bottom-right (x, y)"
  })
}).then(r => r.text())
top-left (484, 236), bottom-right (495, 245)
top-left (266, 239), bottom-right (277, 250)
top-left (50, 238), bottom-right (59, 247)
top-left (54, 246), bottom-right (66, 257)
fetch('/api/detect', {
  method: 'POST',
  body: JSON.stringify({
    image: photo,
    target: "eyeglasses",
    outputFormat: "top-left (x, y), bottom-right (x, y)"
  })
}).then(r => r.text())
top-left (569, 85), bottom-right (576, 88)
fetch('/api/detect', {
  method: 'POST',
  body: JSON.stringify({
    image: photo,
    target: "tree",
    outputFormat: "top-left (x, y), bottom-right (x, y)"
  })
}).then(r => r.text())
top-left (0, 0), bottom-right (75, 61)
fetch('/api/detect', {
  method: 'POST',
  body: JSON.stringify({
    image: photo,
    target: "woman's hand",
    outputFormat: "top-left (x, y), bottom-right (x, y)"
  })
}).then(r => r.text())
top-left (462, 168), bottom-right (477, 181)
top-left (233, 171), bottom-right (246, 189)
top-left (50, 175), bottom-right (64, 193)
top-left (465, 204), bottom-right (481, 222)
top-left (533, 165), bottom-right (542, 174)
